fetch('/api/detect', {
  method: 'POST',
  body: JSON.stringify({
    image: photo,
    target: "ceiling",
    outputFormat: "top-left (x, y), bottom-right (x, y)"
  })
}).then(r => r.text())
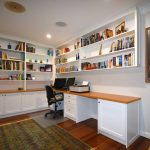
top-left (0, 0), bottom-right (149, 48)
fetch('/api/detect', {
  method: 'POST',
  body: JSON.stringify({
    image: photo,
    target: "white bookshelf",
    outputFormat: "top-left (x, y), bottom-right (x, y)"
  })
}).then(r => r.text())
top-left (0, 38), bottom-right (54, 90)
top-left (56, 8), bottom-right (139, 75)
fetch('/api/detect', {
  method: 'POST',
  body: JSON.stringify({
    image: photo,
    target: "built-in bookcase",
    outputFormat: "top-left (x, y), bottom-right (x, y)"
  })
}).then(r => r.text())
top-left (0, 37), bottom-right (54, 90)
top-left (55, 8), bottom-right (140, 75)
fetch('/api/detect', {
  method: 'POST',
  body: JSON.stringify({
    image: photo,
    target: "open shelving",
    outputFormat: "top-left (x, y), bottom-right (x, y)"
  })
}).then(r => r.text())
top-left (56, 8), bottom-right (139, 75)
top-left (0, 37), bottom-right (54, 89)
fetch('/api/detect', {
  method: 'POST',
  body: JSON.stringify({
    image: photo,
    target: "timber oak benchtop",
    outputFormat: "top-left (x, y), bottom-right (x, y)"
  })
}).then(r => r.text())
top-left (0, 88), bottom-right (140, 104)
top-left (55, 89), bottom-right (141, 104)
top-left (0, 88), bottom-right (45, 94)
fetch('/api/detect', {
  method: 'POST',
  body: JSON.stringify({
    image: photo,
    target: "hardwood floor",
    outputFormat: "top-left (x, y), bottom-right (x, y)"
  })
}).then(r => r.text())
top-left (58, 118), bottom-right (150, 150)
top-left (0, 112), bottom-right (150, 150)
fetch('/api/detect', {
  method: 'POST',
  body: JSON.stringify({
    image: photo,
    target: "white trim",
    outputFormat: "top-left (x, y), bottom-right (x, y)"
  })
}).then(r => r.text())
top-left (0, 107), bottom-right (48, 119)
top-left (140, 131), bottom-right (150, 139)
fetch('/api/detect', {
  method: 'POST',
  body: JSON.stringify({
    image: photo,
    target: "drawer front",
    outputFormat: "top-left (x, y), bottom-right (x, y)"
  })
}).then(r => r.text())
top-left (64, 94), bottom-right (77, 100)
top-left (65, 98), bottom-right (76, 105)
top-left (65, 104), bottom-right (76, 117)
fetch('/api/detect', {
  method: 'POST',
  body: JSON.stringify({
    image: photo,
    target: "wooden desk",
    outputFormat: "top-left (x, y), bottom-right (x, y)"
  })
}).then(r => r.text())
top-left (55, 89), bottom-right (140, 104)
top-left (55, 89), bottom-right (140, 148)
top-left (0, 88), bottom-right (45, 94)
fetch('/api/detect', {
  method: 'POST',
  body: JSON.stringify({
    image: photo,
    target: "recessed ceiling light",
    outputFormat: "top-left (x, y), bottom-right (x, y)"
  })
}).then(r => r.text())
top-left (55, 21), bottom-right (67, 27)
top-left (4, 1), bottom-right (26, 13)
top-left (46, 34), bottom-right (51, 39)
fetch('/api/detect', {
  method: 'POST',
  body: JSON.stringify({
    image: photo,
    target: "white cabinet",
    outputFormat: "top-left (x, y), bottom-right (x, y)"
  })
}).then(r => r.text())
top-left (98, 99), bottom-right (139, 148)
top-left (4, 93), bottom-right (22, 115)
top-left (64, 93), bottom-right (97, 123)
top-left (0, 94), bottom-right (4, 115)
top-left (36, 91), bottom-right (48, 108)
top-left (64, 94), bottom-right (77, 120)
top-left (98, 100), bottom-right (126, 141)
top-left (21, 92), bottom-right (37, 111)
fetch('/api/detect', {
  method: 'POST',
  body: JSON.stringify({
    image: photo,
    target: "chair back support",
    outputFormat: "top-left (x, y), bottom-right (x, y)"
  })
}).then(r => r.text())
top-left (45, 85), bottom-right (55, 100)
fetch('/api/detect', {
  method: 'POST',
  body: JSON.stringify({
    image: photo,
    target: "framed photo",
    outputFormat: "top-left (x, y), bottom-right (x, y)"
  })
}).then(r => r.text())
top-left (26, 74), bottom-right (32, 80)
top-left (40, 66), bottom-right (45, 72)
top-left (145, 27), bottom-right (150, 83)
top-left (115, 21), bottom-right (125, 35)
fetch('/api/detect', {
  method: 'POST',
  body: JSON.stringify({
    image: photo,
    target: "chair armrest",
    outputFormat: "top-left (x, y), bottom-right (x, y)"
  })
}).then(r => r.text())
top-left (54, 92), bottom-right (63, 95)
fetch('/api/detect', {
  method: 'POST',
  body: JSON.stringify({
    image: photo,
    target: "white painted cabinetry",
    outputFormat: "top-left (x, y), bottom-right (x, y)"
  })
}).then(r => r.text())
top-left (98, 99), bottom-right (139, 148)
top-left (0, 91), bottom-right (48, 118)
top-left (36, 91), bottom-right (47, 108)
top-left (0, 94), bottom-right (4, 115)
top-left (4, 93), bottom-right (22, 115)
top-left (64, 93), bottom-right (97, 123)
top-left (22, 92), bottom-right (37, 111)
top-left (64, 94), bottom-right (77, 121)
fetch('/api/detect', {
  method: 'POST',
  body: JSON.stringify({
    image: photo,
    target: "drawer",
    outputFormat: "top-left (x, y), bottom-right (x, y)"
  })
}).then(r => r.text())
top-left (64, 94), bottom-right (77, 100)
top-left (65, 98), bottom-right (76, 105)
top-left (65, 104), bottom-right (76, 117)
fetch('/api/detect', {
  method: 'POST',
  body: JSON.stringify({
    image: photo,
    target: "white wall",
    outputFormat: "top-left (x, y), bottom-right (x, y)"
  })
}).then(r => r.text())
top-left (59, 9), bottom-right (150, 139)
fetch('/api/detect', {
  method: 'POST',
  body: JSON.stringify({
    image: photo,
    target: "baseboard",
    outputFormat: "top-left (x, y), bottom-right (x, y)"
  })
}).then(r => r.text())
top-left (0, 107), bottom-right (48, 119)
top-left (140, 131), bottom-right (150, 139)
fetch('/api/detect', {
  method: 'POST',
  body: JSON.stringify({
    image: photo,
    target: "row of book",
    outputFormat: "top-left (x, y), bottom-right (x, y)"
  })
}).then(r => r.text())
top-left (0, 60), bottom-right (23, 71)
top-left (15, 42), bottom-right (25, 51)
top-left (81, 53), bottom-right (135, 70)
top-left (56, 66), bottom-right (78, 73)
top-left (81, 29), bottom-right (113, 47)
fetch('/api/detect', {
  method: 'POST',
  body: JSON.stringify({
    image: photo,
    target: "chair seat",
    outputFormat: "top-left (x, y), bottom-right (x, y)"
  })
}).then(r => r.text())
top-left (45, 85), bottom-right (64, 118)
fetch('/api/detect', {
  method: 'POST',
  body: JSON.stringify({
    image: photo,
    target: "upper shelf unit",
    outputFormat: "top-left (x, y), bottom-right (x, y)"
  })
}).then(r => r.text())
top-left (0, 37), bottom-right (54, 83)
top-left (56, 8), bottom-right (139, 75)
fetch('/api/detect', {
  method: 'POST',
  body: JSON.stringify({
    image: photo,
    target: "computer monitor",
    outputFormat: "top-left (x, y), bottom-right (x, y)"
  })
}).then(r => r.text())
top-left (53, 78), bottom-right (67, 89)
top-left (64, 77), bottom-right (75, 90)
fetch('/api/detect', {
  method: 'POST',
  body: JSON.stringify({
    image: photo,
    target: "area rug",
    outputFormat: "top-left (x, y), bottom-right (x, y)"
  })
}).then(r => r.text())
top-left (0, 119), bottom-right (92, 150)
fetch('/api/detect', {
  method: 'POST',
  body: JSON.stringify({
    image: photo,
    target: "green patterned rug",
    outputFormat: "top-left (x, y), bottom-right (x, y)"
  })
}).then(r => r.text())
top-left (0, 119), bottom-right (92, 150)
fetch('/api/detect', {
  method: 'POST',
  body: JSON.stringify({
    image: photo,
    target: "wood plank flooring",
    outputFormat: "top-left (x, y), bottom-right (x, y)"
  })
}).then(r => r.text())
top-left (0, 112), bottom-right (150, 150)
top-left (58, 118), bottom-right (150, 150)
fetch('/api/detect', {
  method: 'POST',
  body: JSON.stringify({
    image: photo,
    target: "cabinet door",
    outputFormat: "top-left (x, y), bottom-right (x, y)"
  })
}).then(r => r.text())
top-left (4, 93), bottom-right (22, 114)
top-left (98, 99), bottom-right (126, 141)
top-left (22, 92), bottom-right (37, 111)
top-left (36, 91), bottom-right (48, 108)
top-left (64, 94), bottom-right (76, 120)
top-left (0, 94), bottom-right (4, 115)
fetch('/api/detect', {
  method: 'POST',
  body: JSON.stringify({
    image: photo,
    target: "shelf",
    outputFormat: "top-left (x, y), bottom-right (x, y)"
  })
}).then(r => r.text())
top-left (26, 62), bottom-right (52, 65)
top-left (26, 80), bottom-right (51, 82)
top-left (56, 60), bottom-right (80, 66)
top-left (81, 65), bottom-right (137, 72)
top-left (80, 30), bottom-right (135, 49)
top-left (0, 47), bottom-right (25, 53)
top-left (26, 70), bottom-right (52, 73)
top-left (56, 48), bottom-right (80, 57)
top-left (0, 80), bottom-right (24, 81)
top-left (81, 47), bottom-right (135, 61)
top-left (0, 58), bottom-right (24, 62)
top-left (26, 52), bottom-right (52, 57)
top-left (0, 69), bottom-right (23, 72)
top-left (56, 70), bottom-right (80, 74)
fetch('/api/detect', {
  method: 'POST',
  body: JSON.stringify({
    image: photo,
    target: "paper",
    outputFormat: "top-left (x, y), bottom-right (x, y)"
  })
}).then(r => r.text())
top-left (82, 81), bottom-right (89, 86)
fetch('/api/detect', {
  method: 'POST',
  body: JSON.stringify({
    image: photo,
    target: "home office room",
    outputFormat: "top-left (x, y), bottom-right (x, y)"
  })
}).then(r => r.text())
top-left (0, 0), bottom-right (150, 150)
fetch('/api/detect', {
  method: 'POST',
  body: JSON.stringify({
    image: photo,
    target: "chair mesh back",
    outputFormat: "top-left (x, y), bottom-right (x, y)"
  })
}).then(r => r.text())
top-left (45, 85), bottom-right (55, 99)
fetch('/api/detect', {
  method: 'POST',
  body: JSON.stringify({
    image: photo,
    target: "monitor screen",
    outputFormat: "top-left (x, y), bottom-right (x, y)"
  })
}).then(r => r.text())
top-left (65, 77), bottom-right (75, 89)
top-left (54, 78), bottom-right (67, 89)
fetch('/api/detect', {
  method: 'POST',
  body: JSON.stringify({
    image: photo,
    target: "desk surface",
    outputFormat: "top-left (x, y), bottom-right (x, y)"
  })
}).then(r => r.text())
top-left (0, 88), bottom-right (45, 94)
top-left (55, 89), bottom-right (141, 104)
top-left (0, 88), bottom-right (140, 104)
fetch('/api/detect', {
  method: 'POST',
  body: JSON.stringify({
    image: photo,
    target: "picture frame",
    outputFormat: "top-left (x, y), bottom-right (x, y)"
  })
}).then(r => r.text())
top-left (145, 27), bottom-right (150, 83)
top-left (26, 74), bottom-right (32, 80)
top-left (115, 21), bottom-right (125, 35)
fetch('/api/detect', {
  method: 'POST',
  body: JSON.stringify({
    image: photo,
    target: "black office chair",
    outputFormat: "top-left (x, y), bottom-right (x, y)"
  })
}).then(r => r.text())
top-left (45, 85), bottom-right (64, 118)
